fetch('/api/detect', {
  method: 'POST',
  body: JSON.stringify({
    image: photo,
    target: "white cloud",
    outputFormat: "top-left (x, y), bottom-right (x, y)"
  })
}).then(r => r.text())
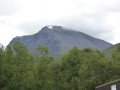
top-left (0, 0), bottom-right (120, 46)
top-left (104, 12), bottom-right (120, 43)
top-left (0, 16), bottom-right (24, 46)
top-left (0, 0), bottom-right (19, 16)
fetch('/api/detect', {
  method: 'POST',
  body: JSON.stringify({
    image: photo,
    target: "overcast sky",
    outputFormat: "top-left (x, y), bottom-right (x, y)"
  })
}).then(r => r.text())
top-left (0, 0), bottom-right (120, 46)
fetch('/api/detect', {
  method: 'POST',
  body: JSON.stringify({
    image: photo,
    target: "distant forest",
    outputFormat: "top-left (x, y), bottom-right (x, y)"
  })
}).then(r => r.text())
top-left (0, 41), bottom-right (120, 90)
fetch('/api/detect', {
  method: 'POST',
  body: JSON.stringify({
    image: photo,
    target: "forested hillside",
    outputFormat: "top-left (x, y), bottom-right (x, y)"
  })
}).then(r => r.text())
top-left (0, 41), bottom-right (120, 90)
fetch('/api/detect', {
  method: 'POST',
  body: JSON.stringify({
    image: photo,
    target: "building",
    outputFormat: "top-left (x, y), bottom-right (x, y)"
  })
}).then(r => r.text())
top-left (96, 79), bottom-right (120, 90)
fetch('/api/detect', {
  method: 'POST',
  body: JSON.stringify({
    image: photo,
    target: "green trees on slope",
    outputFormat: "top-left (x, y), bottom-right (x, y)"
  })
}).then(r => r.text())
top-left (0, 41), bottom-right (120, 90)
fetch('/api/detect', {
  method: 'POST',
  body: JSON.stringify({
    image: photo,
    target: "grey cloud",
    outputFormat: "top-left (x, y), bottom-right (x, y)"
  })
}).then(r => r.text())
top-left (0, 0), bottom-right (18, 16)
top-left (18, 21), bottom-right (45, 35)
top-left (17, 0), bottom-right (119, 44)
top-left (18, 16), bottom-right (114, 44)
top-left (54, 14), bottom-right (114, 43)
top-left (0, 20), bottom-right (6, 24)
top-left (96, 32), bottom-right (114, 43)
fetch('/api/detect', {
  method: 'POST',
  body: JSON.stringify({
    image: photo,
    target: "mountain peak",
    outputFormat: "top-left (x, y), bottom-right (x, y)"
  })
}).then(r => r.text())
top-left (47, 25), bottom-right (53, 29)
top-left (41, 25), bottom-right (62, 30)
top-left (39, 25), bottom-right (64, 34)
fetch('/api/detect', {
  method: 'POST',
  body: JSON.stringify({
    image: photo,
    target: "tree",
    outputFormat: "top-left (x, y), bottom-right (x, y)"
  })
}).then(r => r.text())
top-left (34, 45), bottom-right (49, 57)
top-left (59, 46), bottom-right (82, 90)
top-left (1, 45), bottom-right (15, 90)
top-left (78, 48), bottom-right (117, 90)
top-left (34, 44), bottom-right (54, 90)
top-left (0, 44), bottom-right (4, 89)
top-left (12, 41), bottom-right (35, 90)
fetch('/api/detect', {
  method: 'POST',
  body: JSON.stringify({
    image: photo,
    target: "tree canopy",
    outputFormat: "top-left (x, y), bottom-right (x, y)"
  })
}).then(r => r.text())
top-left (0, 41), bottom-right (120, 90)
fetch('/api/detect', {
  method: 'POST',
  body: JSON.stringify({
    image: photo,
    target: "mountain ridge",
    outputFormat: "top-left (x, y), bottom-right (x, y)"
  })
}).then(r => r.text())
top-left (9, 25), bottom-right (112, 54)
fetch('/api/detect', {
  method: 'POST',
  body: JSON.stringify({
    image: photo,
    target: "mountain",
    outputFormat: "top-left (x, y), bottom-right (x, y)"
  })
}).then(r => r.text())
top-left (9, 25), bottom-right (112, 54)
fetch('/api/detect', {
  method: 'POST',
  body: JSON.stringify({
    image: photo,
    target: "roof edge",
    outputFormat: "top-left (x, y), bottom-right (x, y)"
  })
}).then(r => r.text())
top-left (96, 79), bottom-right (120, 88)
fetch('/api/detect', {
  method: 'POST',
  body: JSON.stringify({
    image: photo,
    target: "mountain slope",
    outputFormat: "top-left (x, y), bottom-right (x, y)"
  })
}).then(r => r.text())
top-left (9, 25), bottom-right (112, 54)
top-left (104, 43), bottom-right (120, 58)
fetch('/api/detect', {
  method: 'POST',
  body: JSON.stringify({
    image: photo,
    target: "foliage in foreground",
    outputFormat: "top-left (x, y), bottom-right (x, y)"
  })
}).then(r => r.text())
top-left (0, 41), bottom-right (120, 90)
